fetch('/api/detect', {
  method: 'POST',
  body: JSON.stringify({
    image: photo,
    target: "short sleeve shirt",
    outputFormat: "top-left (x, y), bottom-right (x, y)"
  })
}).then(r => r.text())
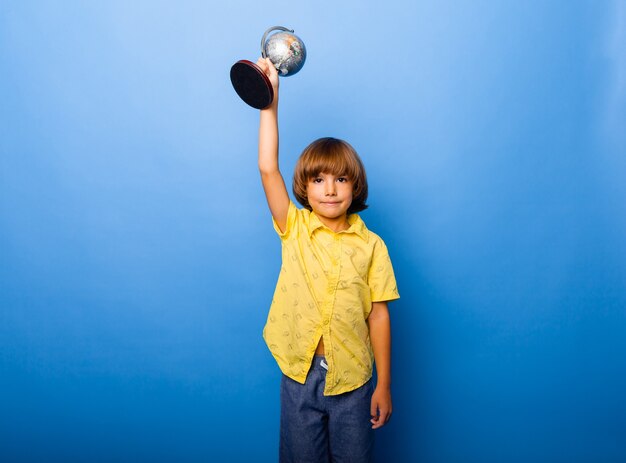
top-left (263, 201), bottom-right (399, 395)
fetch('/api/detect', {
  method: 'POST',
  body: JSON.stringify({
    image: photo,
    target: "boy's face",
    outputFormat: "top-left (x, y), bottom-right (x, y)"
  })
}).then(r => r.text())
top-left (306, 172), bottom-right (354, 223)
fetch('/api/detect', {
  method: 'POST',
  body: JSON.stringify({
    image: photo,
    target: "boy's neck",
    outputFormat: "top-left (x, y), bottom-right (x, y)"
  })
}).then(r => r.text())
top-left (315, 213), bottom-right (350, 233)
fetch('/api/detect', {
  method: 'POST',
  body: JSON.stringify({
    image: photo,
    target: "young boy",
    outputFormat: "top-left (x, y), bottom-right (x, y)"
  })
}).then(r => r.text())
top-left (256, 57), bottom-right (400, 463)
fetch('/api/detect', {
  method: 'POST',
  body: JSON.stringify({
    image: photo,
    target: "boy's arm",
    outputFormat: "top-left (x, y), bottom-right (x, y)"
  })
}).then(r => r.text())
top-left (257, 57), bottom-right (290, 233)
top-left (368, 301), bottom-right (392, 429)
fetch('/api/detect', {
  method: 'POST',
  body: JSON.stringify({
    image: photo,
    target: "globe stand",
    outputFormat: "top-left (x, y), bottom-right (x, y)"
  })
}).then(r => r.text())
top-left (230, 60), bottom-right (274, 110)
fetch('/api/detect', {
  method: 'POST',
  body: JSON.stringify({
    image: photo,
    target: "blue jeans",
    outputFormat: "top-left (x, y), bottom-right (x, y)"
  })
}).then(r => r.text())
top-left (279, 356), bottom-right (374, 463)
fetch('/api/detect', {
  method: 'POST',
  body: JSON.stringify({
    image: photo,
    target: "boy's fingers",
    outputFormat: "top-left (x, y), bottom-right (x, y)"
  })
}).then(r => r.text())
top-left (264, 58), bottom-right (278, 77)
top-left (371, 416), bottom-right (383, 429)
top-left (370, 401), bottom-right (381, 429)
top-left (370, 402), bottom-right (378, 419)
top-left (371, 405), bottom-right (391, 429)
top-left (255, 57), bottom-right (278, 83)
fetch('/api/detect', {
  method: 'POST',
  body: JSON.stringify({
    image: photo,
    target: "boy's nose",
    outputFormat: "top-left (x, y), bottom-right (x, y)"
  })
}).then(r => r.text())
top-left (325, 184), bottom-right (336, 195)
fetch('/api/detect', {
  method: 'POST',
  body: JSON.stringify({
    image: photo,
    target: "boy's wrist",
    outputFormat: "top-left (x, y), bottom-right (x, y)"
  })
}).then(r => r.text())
top-left (261, 98), bottom-right (278, 113)
top-left (375, 378), bottom-right (391, 390)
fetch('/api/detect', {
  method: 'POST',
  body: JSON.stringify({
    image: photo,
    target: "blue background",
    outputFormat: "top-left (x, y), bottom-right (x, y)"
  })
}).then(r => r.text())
top-left (1, 1), bottom-right (625, 462)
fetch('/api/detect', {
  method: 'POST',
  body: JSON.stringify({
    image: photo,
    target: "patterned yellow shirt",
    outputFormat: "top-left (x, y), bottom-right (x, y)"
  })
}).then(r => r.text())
top-left (263, 201), bottom-right (399, 395)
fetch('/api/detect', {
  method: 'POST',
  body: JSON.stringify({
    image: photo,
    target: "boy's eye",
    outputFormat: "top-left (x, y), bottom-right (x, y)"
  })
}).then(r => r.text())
top-left (313, 178), bottom-right (323, 183)
top-left (337, 177), bottom-right (348, 183)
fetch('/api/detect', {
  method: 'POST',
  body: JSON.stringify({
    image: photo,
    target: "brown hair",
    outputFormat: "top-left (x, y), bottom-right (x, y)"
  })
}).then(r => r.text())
top-left (293, 137), bottom-right (368, 214)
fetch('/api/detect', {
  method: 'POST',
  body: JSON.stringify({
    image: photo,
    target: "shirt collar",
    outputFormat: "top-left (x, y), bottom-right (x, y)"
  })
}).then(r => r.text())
top-left (308, 212), bottom-right (369, 242)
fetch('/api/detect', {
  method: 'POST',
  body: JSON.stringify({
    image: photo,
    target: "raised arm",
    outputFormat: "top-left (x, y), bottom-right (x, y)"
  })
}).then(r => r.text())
top-left (257, 57), bottom-right (290, 233)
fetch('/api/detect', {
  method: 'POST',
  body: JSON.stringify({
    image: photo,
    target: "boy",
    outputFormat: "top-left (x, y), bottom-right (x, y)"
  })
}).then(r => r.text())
top-left (256, 57), bottom-right (400, 463)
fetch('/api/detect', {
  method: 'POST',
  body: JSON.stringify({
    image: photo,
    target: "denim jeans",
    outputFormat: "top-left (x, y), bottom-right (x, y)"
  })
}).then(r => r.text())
top-left (279, 356), bottom-right (374, 463)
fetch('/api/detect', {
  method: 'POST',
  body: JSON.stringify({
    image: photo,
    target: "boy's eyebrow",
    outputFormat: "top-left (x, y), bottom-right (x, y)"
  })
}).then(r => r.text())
top-left (310, 172), bottom-right (349, 178)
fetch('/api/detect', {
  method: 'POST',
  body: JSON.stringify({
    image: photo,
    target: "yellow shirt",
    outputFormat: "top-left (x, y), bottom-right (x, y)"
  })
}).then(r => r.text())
top-left (263, 201), bottom-right (399, 395)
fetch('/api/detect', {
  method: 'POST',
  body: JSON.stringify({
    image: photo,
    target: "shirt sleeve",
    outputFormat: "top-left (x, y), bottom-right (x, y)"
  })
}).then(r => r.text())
top-left (272, 201), bottom-right (298, 240)
top-left (368, 238), bottom-right (400, 302)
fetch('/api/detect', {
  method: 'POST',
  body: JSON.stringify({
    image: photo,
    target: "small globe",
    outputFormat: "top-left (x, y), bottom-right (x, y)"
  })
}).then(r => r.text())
top-left (264, 32), bottom-right (306, 77)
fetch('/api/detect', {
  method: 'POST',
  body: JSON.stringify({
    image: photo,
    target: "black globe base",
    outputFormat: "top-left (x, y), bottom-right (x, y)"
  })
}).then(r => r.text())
top-left (230, 60), bottom-right (274, 109)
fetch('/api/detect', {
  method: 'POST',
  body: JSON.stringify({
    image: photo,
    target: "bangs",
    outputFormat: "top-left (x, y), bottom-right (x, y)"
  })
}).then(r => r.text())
top-left (301, 139), bottom-right (360, 181)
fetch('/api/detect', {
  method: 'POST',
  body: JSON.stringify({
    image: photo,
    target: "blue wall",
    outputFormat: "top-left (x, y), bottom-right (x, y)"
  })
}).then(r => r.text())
top-left (1, 1), bottom-right (625, 462)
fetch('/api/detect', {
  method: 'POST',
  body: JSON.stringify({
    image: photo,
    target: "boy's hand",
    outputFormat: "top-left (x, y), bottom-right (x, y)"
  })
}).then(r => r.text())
top-left (256, 57), bottom-right (279, 105)
top-left (370, 385), bottom-right (392, 429)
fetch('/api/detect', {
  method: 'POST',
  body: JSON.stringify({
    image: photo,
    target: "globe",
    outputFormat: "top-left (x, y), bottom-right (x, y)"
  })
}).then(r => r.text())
top-left (230, 26), bottom-right (306, 109)
top-left (263, 31), bottom-right (306, 77)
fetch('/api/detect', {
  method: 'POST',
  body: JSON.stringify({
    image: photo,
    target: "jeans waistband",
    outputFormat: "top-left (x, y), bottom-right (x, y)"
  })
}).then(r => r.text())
top-left (312, 355), bottom-right (328, 371)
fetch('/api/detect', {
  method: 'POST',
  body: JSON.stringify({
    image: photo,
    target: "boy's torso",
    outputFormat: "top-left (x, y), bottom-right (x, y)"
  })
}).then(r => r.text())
top-left (264, 203), bottom-right (398, 396)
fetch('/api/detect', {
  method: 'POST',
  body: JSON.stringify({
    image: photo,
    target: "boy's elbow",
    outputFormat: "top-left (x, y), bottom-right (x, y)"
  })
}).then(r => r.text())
top-left (259, 165), bottom-right (280, 177)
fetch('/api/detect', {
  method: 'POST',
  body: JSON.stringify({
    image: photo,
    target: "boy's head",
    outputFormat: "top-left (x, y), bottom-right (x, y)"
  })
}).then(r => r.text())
top-left (293, 137), bottom-right (368, 215)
